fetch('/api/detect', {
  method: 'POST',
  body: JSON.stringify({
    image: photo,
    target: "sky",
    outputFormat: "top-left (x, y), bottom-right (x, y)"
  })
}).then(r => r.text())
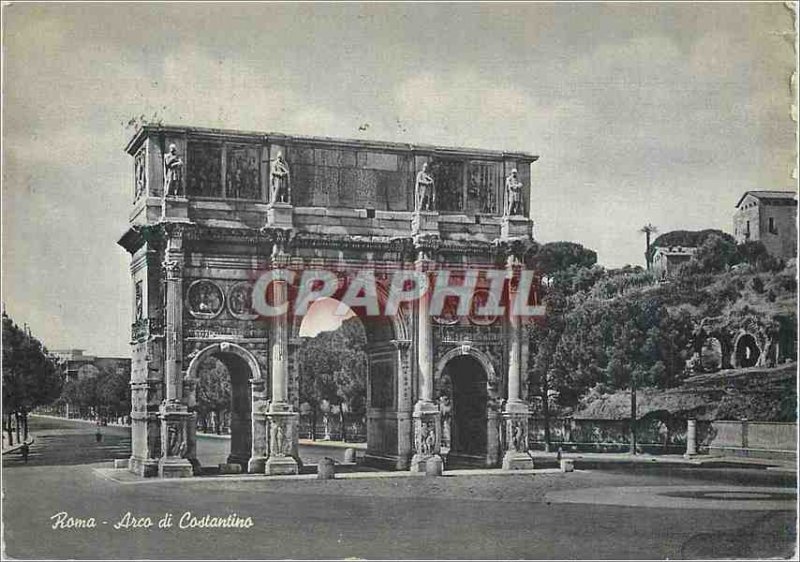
top-left (2, 2), bottom-right (796, 356)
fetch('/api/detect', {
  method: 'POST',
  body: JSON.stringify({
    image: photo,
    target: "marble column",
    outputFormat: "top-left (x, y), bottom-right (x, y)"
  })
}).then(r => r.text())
top-left (411, 251), bottom-right (441, 472)
top-left (265, 252), bottom-right (299, 475)
top-left (502, 254), bottom-right (533, 470)
top-left (158, 240), bottom-right (193, 478)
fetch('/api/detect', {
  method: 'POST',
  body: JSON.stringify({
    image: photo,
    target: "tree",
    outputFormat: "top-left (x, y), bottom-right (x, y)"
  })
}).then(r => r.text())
top-left (640, 223), bottom-right (658, 270)
top-left (648, 229), bottom-right (736, 265)
top-left (530, 241), bottom-right (597, 276)
top-left (195, 358), bottom-right (231, 433)
top-left (2, 312), bottom-right (63, 444)
top-left (97, 367), bottom-right (130, 421)
top-left (299, 317), bottom-right (368, 441)
top-left (692, 234), bottom-right (739, 273)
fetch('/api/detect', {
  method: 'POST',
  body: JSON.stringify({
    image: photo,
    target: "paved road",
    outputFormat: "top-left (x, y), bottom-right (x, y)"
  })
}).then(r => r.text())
top-left (2, 416), bottom-right (796, 559)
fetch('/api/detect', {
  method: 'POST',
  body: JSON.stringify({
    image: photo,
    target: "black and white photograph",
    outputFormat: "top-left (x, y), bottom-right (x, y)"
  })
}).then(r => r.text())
top-left (2, 2), bottom-right (798, 559)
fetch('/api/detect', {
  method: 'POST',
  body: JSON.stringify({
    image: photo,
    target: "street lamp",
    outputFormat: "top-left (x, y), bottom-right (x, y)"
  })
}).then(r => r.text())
top-left (630, 370), bottom-right (638, 455)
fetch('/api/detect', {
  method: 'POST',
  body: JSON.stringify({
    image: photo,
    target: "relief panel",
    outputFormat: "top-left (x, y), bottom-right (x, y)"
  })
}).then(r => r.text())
top-left (226, 145), bottom-right (261, 200)
top-left (187, 142), bottom-right (222, 197)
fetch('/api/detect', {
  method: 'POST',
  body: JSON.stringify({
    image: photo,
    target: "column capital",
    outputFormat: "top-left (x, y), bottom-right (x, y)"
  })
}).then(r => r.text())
top-left (162, 258), bottom-right (183, 280)
top-left (390, 339), bottom-right (412, 351)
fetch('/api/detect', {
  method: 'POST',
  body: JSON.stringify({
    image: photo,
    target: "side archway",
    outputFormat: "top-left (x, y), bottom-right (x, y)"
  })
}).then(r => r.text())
top-left (434, 345), bottom-right (500, 467)
top-left (185, 342), bottom-right (265, 472)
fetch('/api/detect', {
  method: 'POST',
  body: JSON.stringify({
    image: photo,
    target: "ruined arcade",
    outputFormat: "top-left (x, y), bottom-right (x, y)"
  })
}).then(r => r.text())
top-left (118, 125), bottom-right (541, 477)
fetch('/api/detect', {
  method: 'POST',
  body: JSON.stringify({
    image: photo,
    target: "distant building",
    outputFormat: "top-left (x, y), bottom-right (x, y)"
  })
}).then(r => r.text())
top-left (733, 190), bottom-right (797, 259)
top-left (652, 246), bottom-right (697, 278)
top-left (51, 349), bottom-right (130, 383)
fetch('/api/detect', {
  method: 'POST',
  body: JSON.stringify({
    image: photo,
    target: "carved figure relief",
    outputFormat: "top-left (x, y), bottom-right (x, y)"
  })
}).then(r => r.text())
top-left (504, 168), bottom-right (524, 216)
top-left (467, 161), bottom-right (501, 214)
top-left (416, 419), bottom-right (437, 456)
top-left (270, 152), bottom-right (291, 204)
top-left (415, 162), bottom-right (435, 211)
top-left (187, 142), bottom-right (222, 197)
top-left (227, 146), bottom-right (261, 200)
top-left (186, 280), bottom-right (224, 318)
top-left (167, 423), bottom-right (186, 457)
top-left (509, 420), bottom-right (526, 452)
top-left (227, 282), bottom-right (258, 320)
top-left (272, 421), bottom-right (292, 457)
top-left (163, 144), bottom-right (184, 197)
top-left (135, 281), bottom-right (144, 321)
top-left (438, 395), bottom-right (452, 449)
top-left (134, 148), bottom-right (147, 200)
top-left (430, 159), bottom-right (464, 212)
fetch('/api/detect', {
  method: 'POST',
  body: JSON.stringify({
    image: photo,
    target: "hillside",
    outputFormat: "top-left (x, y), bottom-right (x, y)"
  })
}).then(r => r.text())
top-left (574, 362), bottom-right (797, 422)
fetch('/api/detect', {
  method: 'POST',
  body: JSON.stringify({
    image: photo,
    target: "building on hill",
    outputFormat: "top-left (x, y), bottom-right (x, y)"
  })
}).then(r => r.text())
top-left (652, 246), bottom-right (696, 278)
top-left (733, 190), bottom-right (797, 259)
top-left (51, 349), bottom-right (130, 382)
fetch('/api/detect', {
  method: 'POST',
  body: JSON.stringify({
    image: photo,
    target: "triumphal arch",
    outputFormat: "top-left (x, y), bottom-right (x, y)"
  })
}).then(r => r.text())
top-left (118, 125), bottom-right (540, 477)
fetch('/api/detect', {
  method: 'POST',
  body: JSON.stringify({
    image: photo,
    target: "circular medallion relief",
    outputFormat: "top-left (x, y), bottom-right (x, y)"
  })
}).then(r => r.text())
top-left (186, 280), bottom-right (224, 318)
top-left (469, 289), bottom-right (499, 326)
top-left (227, 281), bottom-right (259, 320)
top-left (432, 296), bottom-right (459, 325)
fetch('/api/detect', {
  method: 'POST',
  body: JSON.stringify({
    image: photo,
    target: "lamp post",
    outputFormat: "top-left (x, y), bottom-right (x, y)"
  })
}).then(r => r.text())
top-left (630, 371), bottom-right (638, 455)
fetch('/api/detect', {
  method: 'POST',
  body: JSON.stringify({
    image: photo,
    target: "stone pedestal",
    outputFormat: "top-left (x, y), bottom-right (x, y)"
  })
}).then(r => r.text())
top-left (502, 402), bottom-right (534, 470)
top-left (265, 203), bottom-right (294, 228)
top-left (248, 408), bottom-right (269, 473)
top-left (410, 402), bottom-right (442, 472)
top-left (158, 401), bottom-right (194, 478)
top-left (500, 215), bottom-right (533, 239)
top-left (425, 455), bottom-right (443, 476)
top-left (411, 210), bottom-right (439, 234)
top-left (265, 405), bottom-right (299, 475)
top-left (161, 196), bottom-right (189, 221)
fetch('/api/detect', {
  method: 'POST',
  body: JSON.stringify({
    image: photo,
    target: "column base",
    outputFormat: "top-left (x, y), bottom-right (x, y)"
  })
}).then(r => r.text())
top-left (265, 203), bottom-right (294, 228)
top-left (129, 456), bottom-right (159, 477)
top-left (158, 457), bottom-right (194, 478)
top-left (411, 210), bottom-right (439, 234)
top-left (502, 450), bottom-right (533, 470)
top-left (410, 401), bottom-right (441, 472)
top-left (265, 455), bottom-right (299, 475)
top-left (160, 196), bottom-right (190, 221)
top-left (247, 456), bottom-right (268, 474)
top-left (500, 215), bottom-right (533, 239)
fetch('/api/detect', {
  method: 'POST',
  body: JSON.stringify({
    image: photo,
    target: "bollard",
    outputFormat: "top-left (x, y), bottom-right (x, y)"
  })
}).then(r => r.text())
top-left (425, 456), bottom-right (443, 477)
top-left (684, 419), bottom-right (697, 458)
top-left (343, 448), bottom-right (357, 464)
top-left (318, 457), bottom-right (336, 480)
top-left (560, 459), bottom-right (574, 473)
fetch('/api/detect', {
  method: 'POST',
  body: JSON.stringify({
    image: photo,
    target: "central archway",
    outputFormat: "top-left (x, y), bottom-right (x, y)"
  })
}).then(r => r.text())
top-left (291, 285), bottom-right (412, 469)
